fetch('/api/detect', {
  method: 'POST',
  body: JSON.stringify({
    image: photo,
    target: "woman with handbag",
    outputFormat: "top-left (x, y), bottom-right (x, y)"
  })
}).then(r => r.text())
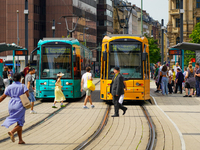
top-left (184, 65), bottom-right (196, 97)
top-left (0, 73), bottom-right (29, 144)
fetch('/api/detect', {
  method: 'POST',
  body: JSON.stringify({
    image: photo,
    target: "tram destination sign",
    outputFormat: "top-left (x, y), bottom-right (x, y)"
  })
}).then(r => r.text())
top-left (169, 49), bottom-right (182, 55)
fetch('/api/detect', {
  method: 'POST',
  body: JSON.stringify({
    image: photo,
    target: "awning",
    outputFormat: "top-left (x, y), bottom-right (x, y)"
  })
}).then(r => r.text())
top-left (170, 42), bottom-right (200, 51)
top-left (0, 43), bottom-right (26, 53)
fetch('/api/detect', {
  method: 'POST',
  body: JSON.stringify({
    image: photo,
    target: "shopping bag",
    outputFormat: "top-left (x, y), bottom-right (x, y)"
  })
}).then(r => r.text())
top-left (86, 73), bottom-right (95, 91)
top-left (20, 84), bottom-right (32, 109)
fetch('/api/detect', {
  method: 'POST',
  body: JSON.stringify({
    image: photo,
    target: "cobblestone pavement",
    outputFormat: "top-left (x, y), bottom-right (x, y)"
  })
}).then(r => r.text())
top-left (150, 80), bottom-right (200, 150)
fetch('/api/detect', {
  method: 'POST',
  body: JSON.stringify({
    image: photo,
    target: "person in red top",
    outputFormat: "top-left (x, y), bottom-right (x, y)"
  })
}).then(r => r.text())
top-left (23, 63), bottom-right (30, 77)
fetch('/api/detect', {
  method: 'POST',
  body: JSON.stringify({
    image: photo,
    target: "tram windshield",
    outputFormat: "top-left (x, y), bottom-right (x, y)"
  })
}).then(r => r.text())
top-left (41, 46), bottom-right (72, 79)
top-left (109, 43), bottom-right (142, 79)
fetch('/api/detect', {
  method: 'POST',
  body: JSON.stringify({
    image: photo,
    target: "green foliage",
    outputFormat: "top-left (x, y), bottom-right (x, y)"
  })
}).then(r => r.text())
top-left (184, 50), bottom-right (195, 66)
top-left (189, 22), bottom-right (200, 43)
top-left (186, 22), bottom-right (200, 65)
top-left (145, 35), bottom-right (161, 64)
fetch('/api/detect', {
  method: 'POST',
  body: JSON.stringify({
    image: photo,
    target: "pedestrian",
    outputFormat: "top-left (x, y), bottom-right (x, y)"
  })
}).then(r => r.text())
top-left (160, 65), bottom-right (169, 95)
top-left (168, 67), bottom-right (173, 94)
top-left (25, 68), bottom-right (37, 114)
top-left (8, 67), bottom-right (13, 84)
top-left (0, 73), bottom-right (29, 144)
top-left (182, 67), bottom-right (187, 91)
top-left (52, 72), bottom-right (66, 108)
top-left (23, 63), bottom-right (30, 77)
top-left (195, 63), bottom-right (200, 97)
top-left (3, 66), bottom-right (11, 90)
top-left (155, 62), bottom-right (162, 93)
top-left (110, 67), bottom-right (127, 117)
top-left (119, 76), bottom-right (127, 105)
top-left (154, 64), bottom-right (159, 86)
top-left (173, 62), bottom-right (181, 75)
top-left (183, 65), bottom-right (195, 97)
top-left (175, 68), bottom-right (184, 94)
top-left (81, 66), bottom-right (95, 109)
top-left (172, 69), bottom-right (176, 91)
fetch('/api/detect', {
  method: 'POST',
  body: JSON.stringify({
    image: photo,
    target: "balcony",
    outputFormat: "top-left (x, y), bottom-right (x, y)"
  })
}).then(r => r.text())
top-left (172, 27), bottom-right (180, 33)
top-left (170, 9), bottom-right (180, 15)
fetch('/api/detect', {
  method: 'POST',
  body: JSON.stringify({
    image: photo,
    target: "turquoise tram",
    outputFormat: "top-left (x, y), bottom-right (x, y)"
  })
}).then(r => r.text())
top-left (30, 38), bottom-right (92, 99)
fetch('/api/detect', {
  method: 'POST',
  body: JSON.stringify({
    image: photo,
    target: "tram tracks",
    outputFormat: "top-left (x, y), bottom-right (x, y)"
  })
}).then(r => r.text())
top-left (74, 104), bottom-right (111, 150)
top-left (140, 104), bottom-right (156, 150)
top-left (0, 81), bottom-right (101, 143)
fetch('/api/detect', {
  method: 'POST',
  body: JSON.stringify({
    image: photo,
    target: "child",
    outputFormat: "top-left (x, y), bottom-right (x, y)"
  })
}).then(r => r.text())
top-left (119, 77), bottom-right (127, 104)
top-left (52, 72), bottom-right (66, 108)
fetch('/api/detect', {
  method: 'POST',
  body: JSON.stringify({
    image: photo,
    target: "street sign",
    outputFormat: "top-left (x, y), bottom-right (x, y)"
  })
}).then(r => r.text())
top-left (169, 49), bottom-right (182, 55)
top-left (14, 50), bottom-right (28, 56)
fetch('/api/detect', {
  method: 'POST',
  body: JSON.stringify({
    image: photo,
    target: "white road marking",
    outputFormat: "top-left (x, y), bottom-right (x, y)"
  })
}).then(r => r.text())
top-left (151, 95), bottom-right (186, 150)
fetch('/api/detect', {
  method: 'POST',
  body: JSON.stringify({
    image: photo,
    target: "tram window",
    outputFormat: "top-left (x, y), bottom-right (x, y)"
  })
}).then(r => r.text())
top-left (146, 54), bottom-right (149, 79)
top-left (74, 56), bottom-right (81, 79)
top-left (144, 59), bottom-right (147, 79)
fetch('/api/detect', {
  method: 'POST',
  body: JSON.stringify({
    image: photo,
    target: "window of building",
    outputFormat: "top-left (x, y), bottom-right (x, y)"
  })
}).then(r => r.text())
top-left (197, 17), bottom-right (200, 23)
top-left (104, 10), bottom-right (113, 17)
top-left (197, 0), bottom-right (200, 8)
top-left (176, 0), bottom-right (180, 9)
top-left (106, 0), bottom-right (112, 6)
top-left (176, 18), bottom-right (180, 27)
top-left (176, 37), bottom-right (180, 44)
top-left (104, 21), bottom-right (113, 27)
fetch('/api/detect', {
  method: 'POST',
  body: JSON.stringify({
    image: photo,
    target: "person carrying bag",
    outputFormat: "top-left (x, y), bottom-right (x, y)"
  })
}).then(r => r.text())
top-left (81, 67), bottom-right (95, 109)
top-left (20, 84), bottom-right (32, 109)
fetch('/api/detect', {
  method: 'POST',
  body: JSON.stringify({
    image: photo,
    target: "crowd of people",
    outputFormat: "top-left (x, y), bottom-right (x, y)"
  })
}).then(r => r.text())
top-left (154, 62), bottom-right (200, 97)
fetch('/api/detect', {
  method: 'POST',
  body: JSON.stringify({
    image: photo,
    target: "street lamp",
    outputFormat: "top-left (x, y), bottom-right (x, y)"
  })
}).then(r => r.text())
top-left (16, 10), bottom-right (19, 73)
top-left (141, 0), bottom-right (143, 35)
top-left (83, 27), bottom-right (89, 46)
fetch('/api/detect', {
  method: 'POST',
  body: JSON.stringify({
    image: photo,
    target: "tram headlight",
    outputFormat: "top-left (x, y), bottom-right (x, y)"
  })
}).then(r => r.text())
top-left (136, 82), bottom-right (140, 86)
top-left (66, 82), bottom-right (69, 85)
top-left (44, 82), bottom-right (47, 85)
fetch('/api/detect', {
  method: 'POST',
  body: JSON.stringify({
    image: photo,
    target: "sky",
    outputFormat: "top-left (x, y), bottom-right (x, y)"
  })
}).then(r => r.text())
top-left (129, 0), bottom-right (169, 26)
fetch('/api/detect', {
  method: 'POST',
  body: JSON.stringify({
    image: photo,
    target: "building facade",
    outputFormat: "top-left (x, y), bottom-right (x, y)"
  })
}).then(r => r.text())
top-left (167, 0), bottom-right (200, 47)
top-left (0, 0), bottom-right (97, 70)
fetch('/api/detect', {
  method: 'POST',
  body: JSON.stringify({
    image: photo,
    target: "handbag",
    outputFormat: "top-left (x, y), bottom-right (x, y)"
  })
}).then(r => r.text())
top-left (87, 74), bottom-right (95, 91)
top-left (19, 84), bottom-right (32, 109)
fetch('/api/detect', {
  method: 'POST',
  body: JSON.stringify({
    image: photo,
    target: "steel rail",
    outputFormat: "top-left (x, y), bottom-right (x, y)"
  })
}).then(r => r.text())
top-left (140, 105), bottom-right (156, 150)
top-left (74, 105), bottom-right (111, 150)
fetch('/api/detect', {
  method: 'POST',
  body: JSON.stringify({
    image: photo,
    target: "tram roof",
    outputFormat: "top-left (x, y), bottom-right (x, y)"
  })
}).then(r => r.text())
top-left (0, 43), bottom-right (26, 53)
top-left (38, 38), bottom-right (80, 46)
top-left (170, 42), bottom-right (200, 51)
top-left (106, 34), bottom-right (143, 38)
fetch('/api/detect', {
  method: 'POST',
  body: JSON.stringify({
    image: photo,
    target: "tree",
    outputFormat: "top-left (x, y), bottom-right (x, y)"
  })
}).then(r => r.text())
top-left (185, 22), bottom-right (200, 65)
top-left (145, 35), bottom-right (161, 64)
top-left (189, 22), bottom-right (200, 43)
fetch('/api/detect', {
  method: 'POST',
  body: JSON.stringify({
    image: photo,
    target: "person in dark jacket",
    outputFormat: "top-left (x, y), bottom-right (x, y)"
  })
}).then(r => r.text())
top-left (110, 67), bottom-right (127, 117)
top-left (175, 68), bottom-right (184, 94)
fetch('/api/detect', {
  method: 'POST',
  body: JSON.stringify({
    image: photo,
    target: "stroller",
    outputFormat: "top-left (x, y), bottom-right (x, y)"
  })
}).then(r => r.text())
top-left (0, 76), bottom-right (5, 95)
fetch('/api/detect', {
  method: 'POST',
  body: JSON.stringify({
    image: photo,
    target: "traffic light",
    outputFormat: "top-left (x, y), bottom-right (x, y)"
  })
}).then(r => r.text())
top-left (0, 59), bottom-right (3, 63)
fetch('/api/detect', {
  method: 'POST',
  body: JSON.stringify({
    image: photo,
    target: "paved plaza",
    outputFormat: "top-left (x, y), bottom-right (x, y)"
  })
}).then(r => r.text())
top-left (0, 79), bottom-right (200, 149)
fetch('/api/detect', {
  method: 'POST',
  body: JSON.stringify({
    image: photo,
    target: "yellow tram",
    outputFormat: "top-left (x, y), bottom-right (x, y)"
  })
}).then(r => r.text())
top-left (100, 34), bottom-right (150, 101)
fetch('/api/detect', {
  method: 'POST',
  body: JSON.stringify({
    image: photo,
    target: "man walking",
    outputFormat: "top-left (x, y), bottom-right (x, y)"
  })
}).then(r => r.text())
top-left (110, 67), bottom-right (127, 117)
top-left (195, 63), bottom-right (200, 97)
top-left (81, 66), bottom-right (95, 109)
top-left (25, 68), bottom-right (37, 114)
